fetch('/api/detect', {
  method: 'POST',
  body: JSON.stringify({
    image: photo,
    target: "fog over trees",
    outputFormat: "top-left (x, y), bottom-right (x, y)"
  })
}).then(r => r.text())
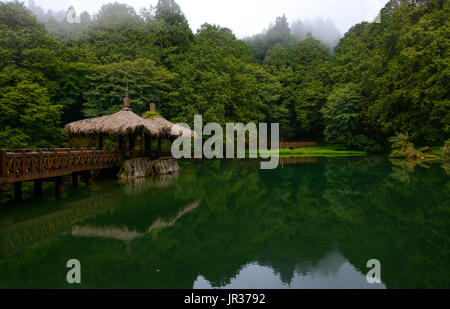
top-left (245, 14), bottom-right (342, 62)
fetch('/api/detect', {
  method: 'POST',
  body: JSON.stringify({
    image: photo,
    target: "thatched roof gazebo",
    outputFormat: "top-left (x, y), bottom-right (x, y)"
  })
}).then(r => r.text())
top-left (64, 95), bottom-right (194, 156)
top-left (144, 116), bottom-right (197, 139)
top-left (65, 109), bottom-right (156, 136)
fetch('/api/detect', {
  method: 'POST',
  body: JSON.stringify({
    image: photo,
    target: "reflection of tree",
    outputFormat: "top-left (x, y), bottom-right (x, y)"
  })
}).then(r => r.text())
top-left (118, 172), bottom-right (180, 194)
top-left (390, 159), bottom-right (432, 183)
top-left (0, 159), bottom-right (448, 288)
top-left (323, 157), bottom-right (450, 288)
top-left (443, 161), bottom-right (449, 175)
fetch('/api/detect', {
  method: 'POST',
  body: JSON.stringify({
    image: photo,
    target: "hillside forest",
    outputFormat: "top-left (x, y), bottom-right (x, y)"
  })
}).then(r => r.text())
top-left (0, 0), bottom-right (448, 152)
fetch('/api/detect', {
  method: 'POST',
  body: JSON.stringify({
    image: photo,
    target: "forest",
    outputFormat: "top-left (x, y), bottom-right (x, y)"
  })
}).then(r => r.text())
top-left (0, 0), bottom-right (448, 152)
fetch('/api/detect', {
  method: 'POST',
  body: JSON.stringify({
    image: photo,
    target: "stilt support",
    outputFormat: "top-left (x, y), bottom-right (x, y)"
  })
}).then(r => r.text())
top-left (34, 180), bottom-right (43, 199)
top-left (72, 174), bottom-right (79, 187)
top-left (14, 182), bottom-right (22, 202)
top-left (55, 177), bottom-right (64, 198)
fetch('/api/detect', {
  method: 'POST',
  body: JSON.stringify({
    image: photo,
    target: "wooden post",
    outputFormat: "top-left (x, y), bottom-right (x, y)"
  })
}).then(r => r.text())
top-left (129, 133), bottom-right (135, 151)
top-left (39, 149), bottom-right (43, 173)
top-left (21, 150), bottom-right (26, 175)
top-left (1, 149), bottom-right (6, 178)
top-left (82, 172), bottom-right (92, 187)
top-left (34, 180), bottom-right (43, 199)
top-left (55, 177), bottom-right (64, 198)
top-left (98, 135), bottom-right (104, 150)
top-left (72, 174), bottom-right (79, 187)
top-left (14, 182), bottom-right (22, 202)
top-left (145, 135), bottom-right (151, 152)
top-left (54, 150), bottom-right (58, 170)
top-left (119, 136), bottom-right (124, 151)
top-left (157, 136), bottom-right (162, 156)
top-left (67, 149), bottom-right (71, 170)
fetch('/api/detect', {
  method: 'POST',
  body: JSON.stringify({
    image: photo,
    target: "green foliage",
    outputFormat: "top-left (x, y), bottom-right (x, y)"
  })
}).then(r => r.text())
top-left (264, 38), bottom-right (333, 139)
top-left (0, 1), bottom-right (64, 149)
top-left (167, 24), bottom-right (266, 126)
top-left (83, 58), bottom-right (176, 117)
top-left (142, 111), bottom-right (161, 119)
top-left (389, 133), bottom-right (417, 158)
top-left (322, 85), bottom-right (381, 152)
top-left (145, 0), bottom-right (193, 67)
top-left (443, 140), bottom-right (450, 161)
top-left (334, 0), bottom-right (449, 145)
top-left (0, 68), bottom-right (63, 149)
top-left (0, 0), bottom-right (448, 151)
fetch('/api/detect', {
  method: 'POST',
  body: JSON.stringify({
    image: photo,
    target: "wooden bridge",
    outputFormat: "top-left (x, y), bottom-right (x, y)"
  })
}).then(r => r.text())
top-left (0, 149), bottom-right (126, 185)
top-left (0, 149), bottom-right (166, 205)
top-left (279, 141), bottom-right (317, 149)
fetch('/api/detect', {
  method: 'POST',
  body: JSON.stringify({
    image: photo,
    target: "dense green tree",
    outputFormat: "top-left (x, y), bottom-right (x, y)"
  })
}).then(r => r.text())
top-left (247, 15), bottom-right (293, 63)
top-left (264, 38), bottom-right (333, 140)
top-left (142, 0), bottom-right (193, 67)
top-left (167, 24), bottom-right (266, 125)
top-left (0, 1), bottom-right (64, 148)
top-left (71, 3), bottom-right (158, 64)
top-left (334, 0), bottom-right (449, 145)
top-left (0, 0), bottom-right (448, 150)
top-left (322, 85), bottom-right (380, 151)
top-left (83, 58), bottom-right (176, 117)
top-left (0, 67), bottom-right (63, 148)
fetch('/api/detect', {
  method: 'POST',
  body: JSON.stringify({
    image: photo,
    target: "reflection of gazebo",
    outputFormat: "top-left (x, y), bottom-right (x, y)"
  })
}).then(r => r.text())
top-left (64, 94), bottom-right (194, 156)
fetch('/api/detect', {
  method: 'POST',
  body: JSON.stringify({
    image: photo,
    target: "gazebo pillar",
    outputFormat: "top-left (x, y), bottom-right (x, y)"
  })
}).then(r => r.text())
top-left (98, 135), bottom-right (104, 150)
top-left (128, 133), bottom-right (135, 151)
top-left (119, 135), bottom-right (125, 151)
top-left (144, 134), bottom-right (151, 152)
top-left (157, 136), bottom-right (162, 156)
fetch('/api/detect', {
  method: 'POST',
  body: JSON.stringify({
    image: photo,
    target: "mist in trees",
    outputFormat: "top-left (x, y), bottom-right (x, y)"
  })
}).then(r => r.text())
top-left (246, 15), bottom-right (342, 63)
top-left (291, 18), bottom-right (341, 49)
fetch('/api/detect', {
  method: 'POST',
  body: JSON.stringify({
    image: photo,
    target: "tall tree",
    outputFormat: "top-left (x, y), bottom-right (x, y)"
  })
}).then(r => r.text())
top-left (83, 58), bottom-right (176, 117)
top-left (142, 0), bottom-right (193, 67)
top-left (322, 84), bottom-right (381, 151)
top-left (167, 24), bottom-right (266, 126)
top-left (334, 0), bottom-right (449, 145)
top-left (0, 1), bottom-right (64, 148)
top-left (264, 38), bottom-right (333, 140)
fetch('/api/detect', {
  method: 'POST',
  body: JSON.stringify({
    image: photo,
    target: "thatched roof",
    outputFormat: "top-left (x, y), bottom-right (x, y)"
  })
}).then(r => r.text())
top-left (65, 109), bottom-right (196, 138)
top-left (145, 117), bottom-right (197, 138)
top-left (65, 109), bottom-right (157, 136)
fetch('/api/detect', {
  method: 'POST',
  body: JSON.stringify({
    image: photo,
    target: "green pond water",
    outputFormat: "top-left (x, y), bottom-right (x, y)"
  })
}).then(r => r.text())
top-left (0, 157), bottom-right (448, 289)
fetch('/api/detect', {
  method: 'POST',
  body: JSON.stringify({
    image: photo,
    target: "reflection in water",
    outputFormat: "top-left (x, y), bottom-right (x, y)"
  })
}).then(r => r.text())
top-left (195, 250), bottom-right (386, 289)
top-left (0, 194), bottom-right (120, 258)
top-left (0, 158), bottom-right (448, 289)
top-left (71, 201), bottom-right (199, 241)
top-left (119, 172), bottom-right (180, 194)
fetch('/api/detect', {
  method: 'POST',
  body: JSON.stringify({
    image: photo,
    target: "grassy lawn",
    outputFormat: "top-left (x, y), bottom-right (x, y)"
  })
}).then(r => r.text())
top-left (249, 146), bottom-right (367, 158)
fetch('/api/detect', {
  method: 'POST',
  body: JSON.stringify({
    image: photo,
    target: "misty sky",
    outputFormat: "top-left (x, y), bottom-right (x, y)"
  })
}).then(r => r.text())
top-left (28, 0), bottom-right (390, 37)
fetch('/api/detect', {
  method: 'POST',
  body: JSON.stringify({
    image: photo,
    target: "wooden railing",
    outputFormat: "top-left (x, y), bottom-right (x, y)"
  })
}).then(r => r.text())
top-left (0, 149), bottom-right (125, 184)
top-left (279, 141), bottom-right (317, 149)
